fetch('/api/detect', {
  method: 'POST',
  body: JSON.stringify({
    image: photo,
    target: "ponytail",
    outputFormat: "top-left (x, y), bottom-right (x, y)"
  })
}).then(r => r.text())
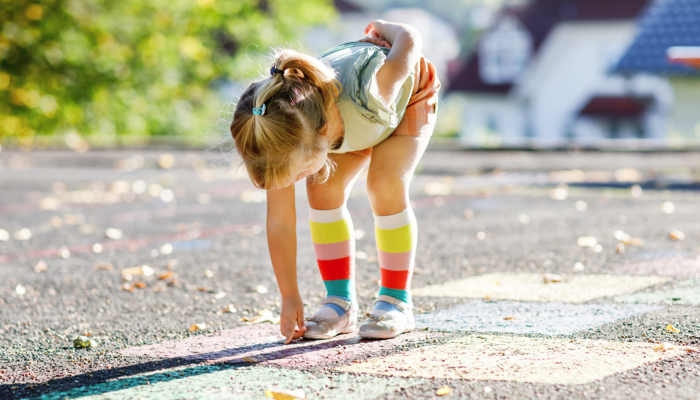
top-left (230, 47), bottom-right (341, 189)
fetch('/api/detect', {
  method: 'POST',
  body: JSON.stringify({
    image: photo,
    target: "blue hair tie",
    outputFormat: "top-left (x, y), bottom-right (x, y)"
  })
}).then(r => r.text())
top-left (270, 65), bottom-right (285, 75)
top-left (252, 103), bottom-right (266, 115)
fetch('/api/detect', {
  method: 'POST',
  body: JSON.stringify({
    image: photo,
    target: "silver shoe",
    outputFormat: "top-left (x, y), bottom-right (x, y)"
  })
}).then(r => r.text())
top-left (302, 297), bottom-right (357, 340)
top-left (359, 295), bottom-right (415, 339)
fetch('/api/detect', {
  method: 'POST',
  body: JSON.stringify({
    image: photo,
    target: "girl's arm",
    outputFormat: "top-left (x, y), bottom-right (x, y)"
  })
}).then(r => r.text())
top-left (266, 184), bottom-right (306, 344)
top-left (364, 20), bottom-right (423, 105)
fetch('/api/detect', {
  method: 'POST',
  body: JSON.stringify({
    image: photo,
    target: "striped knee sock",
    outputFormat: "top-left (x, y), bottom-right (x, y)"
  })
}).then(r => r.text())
top-left (373, 209), bottom-right (417, 315)
top-left (309, 206), bottom-right (356, 318)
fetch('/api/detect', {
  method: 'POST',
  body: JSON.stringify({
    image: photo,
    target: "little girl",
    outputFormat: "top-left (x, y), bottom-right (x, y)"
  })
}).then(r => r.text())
top-left (230, 20), bottom-right (440, 344)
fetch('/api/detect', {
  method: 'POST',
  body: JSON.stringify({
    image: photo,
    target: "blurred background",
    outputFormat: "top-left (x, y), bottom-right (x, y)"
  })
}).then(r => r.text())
top-left (1, 0), bottom-right (700, 151)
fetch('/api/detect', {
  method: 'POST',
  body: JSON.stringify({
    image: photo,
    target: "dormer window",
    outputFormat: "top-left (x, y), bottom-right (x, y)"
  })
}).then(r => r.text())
top-left (479, 15), bottom-right (533, 84)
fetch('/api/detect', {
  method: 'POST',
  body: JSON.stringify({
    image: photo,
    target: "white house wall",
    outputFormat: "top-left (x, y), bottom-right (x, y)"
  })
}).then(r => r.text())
top-left (670, 78), bottom-right (700, 140)
top-left (454, 93), bottom-right (525, 147)
top-left (514, 21), bottom-right (640, 143)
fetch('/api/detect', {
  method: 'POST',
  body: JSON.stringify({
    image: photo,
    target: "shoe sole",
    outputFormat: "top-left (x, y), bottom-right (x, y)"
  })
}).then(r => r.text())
top-left (303, 326), bottom-right (356, 340)
top-left (358, 324), bottom-right (415, 340)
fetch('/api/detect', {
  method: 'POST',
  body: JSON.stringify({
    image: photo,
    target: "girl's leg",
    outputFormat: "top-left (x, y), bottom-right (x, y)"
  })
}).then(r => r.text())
top-left (304, 153), bottom-right (370, 338)
top-left (362, 136), bottom-right (430, 338)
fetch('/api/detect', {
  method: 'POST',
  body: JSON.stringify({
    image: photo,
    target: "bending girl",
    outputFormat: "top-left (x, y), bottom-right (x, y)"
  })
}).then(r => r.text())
top-left (230, 20), bottom-right (440, 344)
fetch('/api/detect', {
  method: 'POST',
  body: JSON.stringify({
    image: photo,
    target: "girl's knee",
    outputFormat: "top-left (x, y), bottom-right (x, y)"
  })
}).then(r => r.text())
top-left (307, 179), bottom-right (346, 209)
top-left (367, 175), bottom-right (408, 209)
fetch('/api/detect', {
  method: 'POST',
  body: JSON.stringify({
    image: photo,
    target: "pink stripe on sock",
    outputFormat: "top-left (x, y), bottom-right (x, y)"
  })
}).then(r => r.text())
top-left (313, 240), bottom-right (353, 261)
top-left (377, 250), bottom-right (414, 271)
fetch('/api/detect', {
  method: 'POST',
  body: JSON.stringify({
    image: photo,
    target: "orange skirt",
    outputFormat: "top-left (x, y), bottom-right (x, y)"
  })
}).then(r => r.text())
top-left (348, 56), bottom-right (441, 157)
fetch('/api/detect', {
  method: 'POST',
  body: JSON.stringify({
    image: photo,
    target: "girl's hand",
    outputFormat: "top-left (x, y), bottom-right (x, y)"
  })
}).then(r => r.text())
top-left (364, 19), bottom-right (388, 41)
top-left (359, 36), bottom-right (392, 49)
top-left (280, 294), bottom-right (306, 344)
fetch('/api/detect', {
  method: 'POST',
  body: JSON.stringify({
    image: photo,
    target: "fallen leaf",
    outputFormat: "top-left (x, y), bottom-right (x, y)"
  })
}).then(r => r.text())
top-left (189, 323), bottom-right (206, 332)
top-left (105, 228), bottom-right (123, 240)
top-left (654, 343), bottom-right (674, 351)
top-left (577, 236), bottom-right (597, 247)
top-left (670, 229), bottom-right (686, 241)
top-left (134, 282), bottom-right (147, 289)
top-left (615, 243), bottom-right (626, 254)
top-left (121, 283), bottom-right (134, 292)
top-left (222, 304), bottom-right (237, 313)
top-left (622, 237), bottom-right (644, 246)
top-left (34, 260), bottom-right (48, 273)
top-left (436, 386), bottom-right (451, 396)
top-left (503, 316), bottom-right (516, 320)
top-left (121, 265), bottom-right (154, 277)
top-left (73, 336), bottom-right (94, 348)
top-left (543, 273), bottom-right (563, 283)
top-left (666, 324), bottom-right (680, 333)
top-left (255, 285), bottom-right (268, 294)
top-left (613, 230), bottom-right (629, 241)
top-left (197, 286), bottom-right (213, 292)
top-left (242, 309), bottom-right (280, 324)
top-left (242, 356), bottom-right (259, 363)
top-left (264, 388), bottom-right (306, 400)
top-left (157, 271), bottom-right (174, 280)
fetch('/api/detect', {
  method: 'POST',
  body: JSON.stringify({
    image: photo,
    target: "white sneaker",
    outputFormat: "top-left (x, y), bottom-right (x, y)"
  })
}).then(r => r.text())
top-left (358, 295), bottom-right (414, 339)
top-left (303, 297), bottom-right (357, 340)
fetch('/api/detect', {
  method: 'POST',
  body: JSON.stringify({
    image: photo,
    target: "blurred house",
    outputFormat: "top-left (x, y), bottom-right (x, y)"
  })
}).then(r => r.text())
top-left (303, 0), bottom-right (460, 89)
top-left (614, 0), bottom-right (700, 141)
top-left (448, 0), bottom-right (674, 148)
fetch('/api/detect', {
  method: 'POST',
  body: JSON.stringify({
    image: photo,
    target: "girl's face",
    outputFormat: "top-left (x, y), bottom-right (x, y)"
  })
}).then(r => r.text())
top-left (293, 148), bottom-right (328, 184)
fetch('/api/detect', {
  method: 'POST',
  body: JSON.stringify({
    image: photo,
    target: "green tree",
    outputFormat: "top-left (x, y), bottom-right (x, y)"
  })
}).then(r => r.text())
top-left (0, 0), bottom-right (335, 145)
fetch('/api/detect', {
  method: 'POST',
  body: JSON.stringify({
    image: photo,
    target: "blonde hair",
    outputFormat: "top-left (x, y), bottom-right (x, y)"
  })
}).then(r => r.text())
top-left (230, 48), bottom-right (341, 190)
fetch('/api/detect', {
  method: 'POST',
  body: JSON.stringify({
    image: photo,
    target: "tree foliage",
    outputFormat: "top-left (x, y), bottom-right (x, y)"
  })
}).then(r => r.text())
top-left (0, 0), bottom-right (335, 141)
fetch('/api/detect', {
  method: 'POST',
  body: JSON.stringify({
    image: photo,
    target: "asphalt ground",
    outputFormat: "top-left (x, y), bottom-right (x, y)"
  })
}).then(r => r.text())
top-left (0, 149), bottom-right (699, 400)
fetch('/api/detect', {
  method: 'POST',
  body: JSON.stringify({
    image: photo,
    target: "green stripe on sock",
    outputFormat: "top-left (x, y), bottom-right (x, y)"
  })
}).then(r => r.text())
top-left (325, 279), bottom-right (356, 302)
top-left (378, 287), bottom-right (411, 304)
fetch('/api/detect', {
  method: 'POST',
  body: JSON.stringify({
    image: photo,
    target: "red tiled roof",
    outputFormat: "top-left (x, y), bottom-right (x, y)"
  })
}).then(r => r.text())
top-left (449, 0), bottom-right (650, 93)
top-left (578, 96), bottom-right (652, 117)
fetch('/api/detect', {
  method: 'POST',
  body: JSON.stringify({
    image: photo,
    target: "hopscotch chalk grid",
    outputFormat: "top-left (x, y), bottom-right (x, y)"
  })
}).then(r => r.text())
top-left (415, 300), bottom-right (663, 335)
top-left (412, 273), bottom-right (670, 303)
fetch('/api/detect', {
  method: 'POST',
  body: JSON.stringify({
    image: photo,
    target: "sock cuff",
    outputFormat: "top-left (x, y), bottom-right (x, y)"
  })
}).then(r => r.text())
top-left (374, 208), bottom-right (415, 230)
top-left (309, 205), bottom-right (350, 224)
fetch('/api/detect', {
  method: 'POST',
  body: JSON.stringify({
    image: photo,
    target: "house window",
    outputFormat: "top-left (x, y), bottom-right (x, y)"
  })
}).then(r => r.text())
top-left (479, 16), bottom-right (532, 84)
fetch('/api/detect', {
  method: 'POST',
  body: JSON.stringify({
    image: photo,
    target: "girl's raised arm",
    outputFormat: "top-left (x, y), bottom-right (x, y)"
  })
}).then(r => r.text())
top-left (266, 184), bottom-right (306, 343)
top-left (364, 20), bottom-right (423, 105)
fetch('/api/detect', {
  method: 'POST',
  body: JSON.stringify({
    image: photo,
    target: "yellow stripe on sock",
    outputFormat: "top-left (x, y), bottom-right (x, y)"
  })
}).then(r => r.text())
top-left (375, 224), bottom-right (416, 253)
top-left (310, 220), bottom-right (352, 244)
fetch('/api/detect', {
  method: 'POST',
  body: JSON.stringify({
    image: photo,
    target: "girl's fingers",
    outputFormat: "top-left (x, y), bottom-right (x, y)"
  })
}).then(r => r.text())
top-left (296, 310), bottom-right (306, 333)
top-left (281, 323), bottom-right (293, 344)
